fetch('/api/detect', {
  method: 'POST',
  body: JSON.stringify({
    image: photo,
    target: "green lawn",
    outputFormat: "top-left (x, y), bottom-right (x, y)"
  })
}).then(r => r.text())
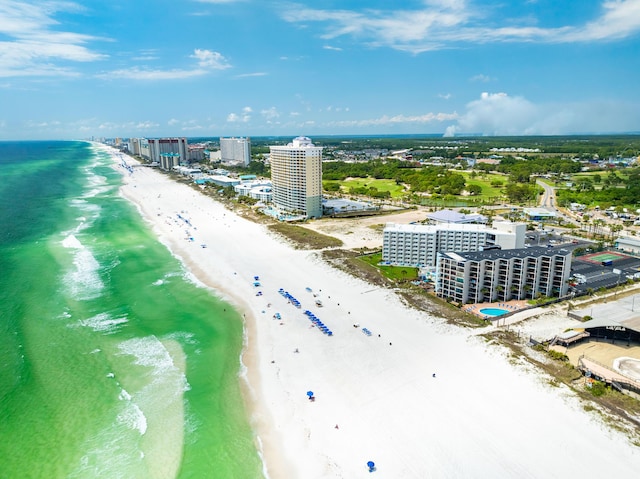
top-left (334, 177), bottom-right (408, 198)
top-left (569, 171), bottom-right (630, 184)
top-left (359, 253), bottom-right (419, 281)
top-left (457, 171), bottom-right (507, 200)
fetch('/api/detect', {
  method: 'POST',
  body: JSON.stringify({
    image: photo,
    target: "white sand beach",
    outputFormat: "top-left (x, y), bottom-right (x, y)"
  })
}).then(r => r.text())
top-left (110, 148), bottom-right (639, 478)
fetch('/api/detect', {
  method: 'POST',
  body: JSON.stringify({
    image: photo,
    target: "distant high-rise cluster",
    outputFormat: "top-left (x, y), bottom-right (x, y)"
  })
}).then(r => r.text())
top-left (269, 136), bottom-right (323, 219)
top-left (128, 137), bottom-right (188, 169)
top-left (220, 137), bottom-right (251, 166)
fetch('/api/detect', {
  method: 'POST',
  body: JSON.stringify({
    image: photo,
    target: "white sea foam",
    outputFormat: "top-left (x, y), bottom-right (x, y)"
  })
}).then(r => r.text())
top-left (62, 235), bottom-right (104, 300)
top-left (62, 234), bottom-right (83, 249)
top-left (82, 170), bottom-right (112, 199)
top-left (152, 279), bottom-right (164, 286)
top-left (117, 398), bottom-right (148, 435)
top-left (79, 313), bottom-right (128, 333)
top-left (164, 331), bottom-right (197, 346)
top-left (117, 336), bottom-right (190, 393)
top-left (69, 198), bottom-right (101, 216)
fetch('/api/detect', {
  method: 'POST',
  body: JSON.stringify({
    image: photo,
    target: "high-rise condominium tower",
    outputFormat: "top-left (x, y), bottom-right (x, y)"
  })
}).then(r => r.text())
top-left (269, 136), bottom-right (323, 219)
top-left (219, 137), bottom-right (251, 166)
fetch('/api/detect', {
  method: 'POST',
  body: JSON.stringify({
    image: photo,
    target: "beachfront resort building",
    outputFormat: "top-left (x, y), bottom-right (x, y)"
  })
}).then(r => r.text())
top-left (382, 221), bottom-right (526, 267)
top-left (436, 246), bottom-right (572, 304)
top-left (135, 137), bottom-right (189, 167)
top-left (220, 137), bottom-right (251, 166)
top-left (269, 136), bottom-right (323, 219)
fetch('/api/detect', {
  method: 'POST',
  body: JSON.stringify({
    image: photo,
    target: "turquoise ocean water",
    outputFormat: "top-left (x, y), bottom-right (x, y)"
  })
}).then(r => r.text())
top-left (0, 142), bottom-right (263, 478)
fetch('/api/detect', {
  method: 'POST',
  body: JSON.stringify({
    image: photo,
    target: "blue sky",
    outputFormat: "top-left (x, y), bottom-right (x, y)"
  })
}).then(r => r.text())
top-left (1, 0), bottom-right (640, 140)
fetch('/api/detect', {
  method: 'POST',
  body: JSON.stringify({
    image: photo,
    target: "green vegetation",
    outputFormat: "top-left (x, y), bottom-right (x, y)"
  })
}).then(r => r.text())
top-left (267, 224), bottom-right (343, 250)
top-left (588, 380), bottom-right (608, 397)
top-left (358, 253), bottom-right (419, 281)
top-left (323, 160), bottom-right (467, 195)
top-left (557, 167), bottom-right (640, 209)
top-left (530, 346), bottom-right (570, 363)
top-left (190, 134), bottom-right (640, 209)
top-left (332, 177), bottom-right (407, 198)
top-left (457, 171), bottom-right (506, 199)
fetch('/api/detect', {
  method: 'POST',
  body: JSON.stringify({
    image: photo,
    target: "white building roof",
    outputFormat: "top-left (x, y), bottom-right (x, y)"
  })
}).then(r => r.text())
top-left (426, 209), bottom-right (486, 223)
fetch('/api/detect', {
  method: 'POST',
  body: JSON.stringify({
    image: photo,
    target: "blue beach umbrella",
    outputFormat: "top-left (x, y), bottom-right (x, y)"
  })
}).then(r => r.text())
top-left (367, 461), bottom-right (375, 472)
top-left (306, 391), bottom-right (314, 398)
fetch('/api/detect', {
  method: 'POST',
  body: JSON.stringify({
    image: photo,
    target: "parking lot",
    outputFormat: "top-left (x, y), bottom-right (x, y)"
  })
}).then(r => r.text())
top-left (571, 251), bottom-right (640, 293)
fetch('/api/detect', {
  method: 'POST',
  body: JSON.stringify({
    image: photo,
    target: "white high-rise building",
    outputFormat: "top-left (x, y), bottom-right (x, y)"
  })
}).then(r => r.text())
top-left (220, 137), bottom-right (251, 166)
top-left (269, 136), bottom-right (323, 219)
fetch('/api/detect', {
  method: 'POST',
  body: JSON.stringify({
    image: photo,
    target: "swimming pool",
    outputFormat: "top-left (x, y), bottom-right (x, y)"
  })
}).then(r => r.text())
top-left (479, 308), bottom-right (509, 317)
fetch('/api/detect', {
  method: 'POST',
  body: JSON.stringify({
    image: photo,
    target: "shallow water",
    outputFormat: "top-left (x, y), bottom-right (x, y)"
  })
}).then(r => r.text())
top-left (0, 142), bottom-right (262, 478)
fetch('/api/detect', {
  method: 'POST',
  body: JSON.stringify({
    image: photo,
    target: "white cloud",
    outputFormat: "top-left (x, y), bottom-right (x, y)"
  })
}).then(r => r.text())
top-left (227, 108), bottom-right (251, 123)
top-left (281, 0), bottom-right (640, 53)
top-left (190, 49), bottom-right (231, 69)
top-left (135, 121), bottom-right (159, 129)
top-left (235, 72), bottom-right (268, 78)
top-left (0, 1), bottom-right (106, 77)
top-left (261, 107), bottom-right (280, 120)
top-left (168, 118), bottom-right (180, 125)
top-left (438, 93), bottom-right (452, 100)
top-left (98, 49), bottom-right (231, 80)
top-left (323, 45), bottom-right (343, 51)
top-left (99, 67), bottom-right (207, 80)
top-left (566, 0), bottom-right (640, 42)
top-left (444, 91), bottom-right (640, 136)
top-left (469, 74), bottom-right (492, 83)
top-left (328, 111), bottom-right (458, 128)
top-left (96, 120), bottom-right (159, 131)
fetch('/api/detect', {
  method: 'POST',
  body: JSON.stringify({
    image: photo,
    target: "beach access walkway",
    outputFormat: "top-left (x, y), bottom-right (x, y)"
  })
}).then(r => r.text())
top-left (577, 355), bottom-right (640, 399)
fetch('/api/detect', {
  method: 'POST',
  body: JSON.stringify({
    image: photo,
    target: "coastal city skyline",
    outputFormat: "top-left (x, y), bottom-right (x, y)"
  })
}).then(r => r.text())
top-left (1, 0), bottom-right (640, 140)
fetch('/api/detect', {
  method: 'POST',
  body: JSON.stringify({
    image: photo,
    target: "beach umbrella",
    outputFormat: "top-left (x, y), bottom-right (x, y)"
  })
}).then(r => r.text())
top-left (306, 391), bottom-right (314, 398)
top-left (367, 461), bottom-right (375, 472)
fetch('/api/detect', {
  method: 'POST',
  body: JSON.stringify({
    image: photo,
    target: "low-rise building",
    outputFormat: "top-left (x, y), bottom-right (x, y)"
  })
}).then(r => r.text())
top-left (615, 236), bottom-right (640, 255)
top-left (524, 208), bottom-right (556, 221)
top-left (426, 209), bottom-right (487, 224)
top-left (234, 180), bottom-right (273, 202)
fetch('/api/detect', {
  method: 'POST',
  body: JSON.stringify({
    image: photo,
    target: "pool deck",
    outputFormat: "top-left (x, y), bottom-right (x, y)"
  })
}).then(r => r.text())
top-left (463, 300), bottom-right (529, 320)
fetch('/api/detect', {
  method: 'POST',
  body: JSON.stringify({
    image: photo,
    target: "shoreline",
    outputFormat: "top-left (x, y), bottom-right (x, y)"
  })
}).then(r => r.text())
top-left (107, 147), bottom-right (639, 478)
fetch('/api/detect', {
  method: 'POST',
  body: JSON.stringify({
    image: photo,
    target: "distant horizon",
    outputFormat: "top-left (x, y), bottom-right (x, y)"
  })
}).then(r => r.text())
top-left (4, 131), bottom-right (640, 143)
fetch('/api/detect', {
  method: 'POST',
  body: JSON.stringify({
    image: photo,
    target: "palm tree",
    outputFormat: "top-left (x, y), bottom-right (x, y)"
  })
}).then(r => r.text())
top-left (510, 285), bottom-right (520, 300)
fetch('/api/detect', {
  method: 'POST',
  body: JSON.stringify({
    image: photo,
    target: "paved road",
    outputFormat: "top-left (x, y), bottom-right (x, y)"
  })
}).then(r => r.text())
top-left (536, 178), bottom-right (580, 226)
top-left (536, 178), bottom-right (557, 210)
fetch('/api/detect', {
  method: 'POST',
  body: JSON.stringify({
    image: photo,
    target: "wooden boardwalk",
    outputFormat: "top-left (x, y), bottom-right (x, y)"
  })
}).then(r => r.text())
top-left (578, 356), bottom-right (640, 398)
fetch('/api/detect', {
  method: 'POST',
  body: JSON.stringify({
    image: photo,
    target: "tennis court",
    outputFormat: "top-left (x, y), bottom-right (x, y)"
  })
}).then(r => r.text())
top-left (579, 251), bottom-right (633, 264)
